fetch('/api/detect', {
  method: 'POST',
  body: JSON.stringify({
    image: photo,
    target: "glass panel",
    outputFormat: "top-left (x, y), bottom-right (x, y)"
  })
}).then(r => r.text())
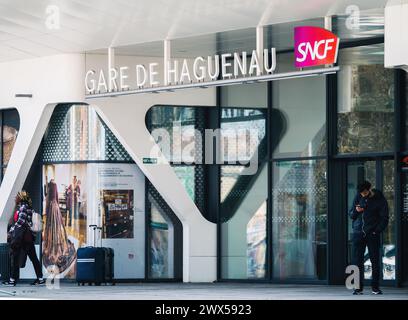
top-left (346, 161), bottom-right (376, 280)
top-left (2, 109), bottom-right (20, 176)
top-left (272, 160), bottom-right (327, 280)
top-left (147, 106), bottom-right (202, 164)
top-left (337, 44), bottom-right (394, 154)
top-left (406, 72), bottom-right (408, 149)
top-left (333, 8), bottom-right (384, 42)
top-left (272, 53), bottom-right (326, 158)
top-left (221, 108), bottom-right (266, 162)
top-left (220, 83), bottom-right (267, 109)
top-left (172, 166), bottom-right (195, 201)
top-left (382, 160), bottom-right (395, 280)
top-left (402, 169), bottom-right (408, 283)
top-left (149, 200), bottom-right (174, 279)
top-left (220, 164), bottom-right (268, 279)
top-left (0, 112), bottom-right (2, 183)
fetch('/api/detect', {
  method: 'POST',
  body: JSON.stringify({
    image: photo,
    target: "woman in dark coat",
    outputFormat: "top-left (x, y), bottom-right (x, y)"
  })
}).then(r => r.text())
top-left (2, 191), bottom-right (44, 287)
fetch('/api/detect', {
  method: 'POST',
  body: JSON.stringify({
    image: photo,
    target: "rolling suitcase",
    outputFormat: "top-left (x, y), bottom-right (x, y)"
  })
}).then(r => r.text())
top-left (76, 246), bottom-right (105, 286)
top-left (76, 225), bottom-right (115, 286)
top-left (102, 247), bottom-right (114, 283)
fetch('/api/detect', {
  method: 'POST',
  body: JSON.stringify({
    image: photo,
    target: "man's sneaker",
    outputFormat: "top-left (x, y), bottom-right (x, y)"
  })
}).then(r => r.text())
top-left (31, 279), bottom-right (46, 286)
top-left (372, 288), bottom-right (383, 295)
top-left (352, 289), bottom-right (364, 295)
top-left (2, 280), bottom-right (16, 287)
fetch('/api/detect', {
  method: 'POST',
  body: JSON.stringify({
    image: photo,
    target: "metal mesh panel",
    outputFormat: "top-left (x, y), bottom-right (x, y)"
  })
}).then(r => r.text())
top-left (42, 104), bottom-right (132, 162)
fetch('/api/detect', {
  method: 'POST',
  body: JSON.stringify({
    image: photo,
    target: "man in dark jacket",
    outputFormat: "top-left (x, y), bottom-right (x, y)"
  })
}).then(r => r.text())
top-left (349, 180), bottom-right (389, 295)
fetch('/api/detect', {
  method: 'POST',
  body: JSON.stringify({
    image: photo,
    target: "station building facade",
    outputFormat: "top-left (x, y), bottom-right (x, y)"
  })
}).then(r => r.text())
top-left (0, 4), bottom-right (407, 286)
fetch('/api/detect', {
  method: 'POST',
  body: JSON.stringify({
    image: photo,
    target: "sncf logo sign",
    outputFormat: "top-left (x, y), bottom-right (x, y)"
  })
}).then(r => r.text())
top-left (294, 26), bottom-right (340, 68)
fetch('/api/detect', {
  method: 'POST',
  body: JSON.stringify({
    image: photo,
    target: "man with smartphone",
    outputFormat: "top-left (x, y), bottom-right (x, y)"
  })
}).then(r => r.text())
top-left (349, 180), bottom-right (389, 295)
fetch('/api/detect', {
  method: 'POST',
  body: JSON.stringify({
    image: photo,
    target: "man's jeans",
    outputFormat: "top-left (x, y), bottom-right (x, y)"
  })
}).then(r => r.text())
top-left (352, 232), bottom-right (381, 289)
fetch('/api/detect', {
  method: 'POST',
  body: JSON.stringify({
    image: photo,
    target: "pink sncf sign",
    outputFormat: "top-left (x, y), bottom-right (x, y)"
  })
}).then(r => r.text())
top-left (294, 26), bottom-right (340, 68)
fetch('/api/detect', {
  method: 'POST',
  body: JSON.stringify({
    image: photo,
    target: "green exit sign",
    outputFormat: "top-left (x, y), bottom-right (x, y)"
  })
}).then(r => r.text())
top-left (143, 157), bottom-right (157, 164)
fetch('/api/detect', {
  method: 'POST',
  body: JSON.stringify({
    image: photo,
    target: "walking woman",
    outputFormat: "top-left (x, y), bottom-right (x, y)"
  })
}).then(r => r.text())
top-left (2, 191), bottom-right (45, 286)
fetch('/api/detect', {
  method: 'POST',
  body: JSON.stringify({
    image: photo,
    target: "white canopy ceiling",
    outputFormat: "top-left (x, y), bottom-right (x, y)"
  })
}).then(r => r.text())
top-left (0, 0), bottom-right (387, 62)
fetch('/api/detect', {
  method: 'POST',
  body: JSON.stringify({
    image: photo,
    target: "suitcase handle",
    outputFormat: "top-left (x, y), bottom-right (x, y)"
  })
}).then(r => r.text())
top-left (89, 225), bottom-right (103, 247)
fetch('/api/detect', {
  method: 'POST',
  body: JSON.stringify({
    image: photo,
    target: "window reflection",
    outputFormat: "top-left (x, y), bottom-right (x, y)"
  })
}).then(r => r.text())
top-left (43, 104), bottom-right (131, 162)
top-left (149, 201), bottom-right (174, 279)
top-left (221, 108), bottom-right (266, 162)
top-left (273, 53), bottom-right (326, 158)
top-left (337, 45), bottom-right (394, 154)
top-left (221, 165), bottom-right (267, 279)
top-left (147, 106), bottom-right (202, 164)
top-left (382, 160), bottom-right (395, 280)
top-left (1, 109), bottom-right (20, 182)
top-left (272, 160), bottom-right (327, 280)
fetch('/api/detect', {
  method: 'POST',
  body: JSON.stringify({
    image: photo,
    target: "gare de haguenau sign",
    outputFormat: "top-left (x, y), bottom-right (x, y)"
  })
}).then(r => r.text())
top-left (85, 27), bottom-right (339, 98)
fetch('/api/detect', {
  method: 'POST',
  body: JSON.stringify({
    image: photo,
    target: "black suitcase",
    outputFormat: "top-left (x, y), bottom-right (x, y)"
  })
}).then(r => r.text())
top-left (0, 243), bottom-right (11, 281)
top-left (102, 248), bottom-right (114, 283)
top-left (76, 225), bottom-right (115, 286)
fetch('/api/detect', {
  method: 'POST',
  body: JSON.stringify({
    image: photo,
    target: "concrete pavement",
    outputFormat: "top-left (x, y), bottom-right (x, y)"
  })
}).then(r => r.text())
top-left (0, 283), bottom-right (407, 300)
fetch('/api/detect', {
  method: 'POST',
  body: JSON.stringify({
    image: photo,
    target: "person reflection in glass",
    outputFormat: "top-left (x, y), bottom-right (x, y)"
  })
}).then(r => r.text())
top-left (66, 176), bottom-right (80, 227)
top-left (42, 178), bottom-right (76, 274)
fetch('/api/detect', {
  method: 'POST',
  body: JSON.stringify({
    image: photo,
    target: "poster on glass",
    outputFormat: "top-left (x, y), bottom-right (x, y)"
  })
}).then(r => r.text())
top-left (42, 164), bottom-right (87, 279)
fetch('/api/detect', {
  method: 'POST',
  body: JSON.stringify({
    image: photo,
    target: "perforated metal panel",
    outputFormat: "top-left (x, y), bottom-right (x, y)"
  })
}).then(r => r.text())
top-left (42, 104), bottom-right (132, 163)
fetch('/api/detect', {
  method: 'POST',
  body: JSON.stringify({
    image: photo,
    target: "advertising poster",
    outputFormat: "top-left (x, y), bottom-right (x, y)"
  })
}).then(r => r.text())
top-left (42, 164), bottom-right (87, 278)
top-left (88, 163), bottom-right (145, 279)
top-left (101, 190), bottom-right (134, 239)
top-left (42, 163), bottom-right (145, 279)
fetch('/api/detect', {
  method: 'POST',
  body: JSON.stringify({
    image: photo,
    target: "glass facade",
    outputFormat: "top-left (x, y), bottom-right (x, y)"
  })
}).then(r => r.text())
top-left (146, 106), bottom-right (206, 217)
top-left (0, 109), bottom-right (20, 182)
top-left (221, 108), bottom-right (267, 163)
top-left (11, 13), bottom-right (407, 285)
top-left (42, 105), bottom-right (146, 279)
top-left (41, 104), bottom-right (181, 280)
top-left (146, 106), bottom-right (204, 164)
top-left (272, 55), bottom-right (326, 158)
top-left (146, 103), bottom-right (268, 279)
top-left (272, 160), bottom-right (327, 280)
top-left (220, 165), bottom-right (267, 279)
top-left (215, 37), bottom-right (403, 284)
top-left (337, 44), bottom-right (394, 154)
top-left (146, 181), bottom-right (183, 280)
top-left (382, 160), bottom-right (396, 280)
top-left (144, 37), bottom-right (405, 284)
top-left (148, 198), bottom-right (174, 279)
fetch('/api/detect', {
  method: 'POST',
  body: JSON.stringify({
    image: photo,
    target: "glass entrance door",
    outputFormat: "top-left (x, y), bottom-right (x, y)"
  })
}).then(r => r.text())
top-left (401, 168), bottom-right (408, 284)
top-left (346, 159), bottom-right (396, 283)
